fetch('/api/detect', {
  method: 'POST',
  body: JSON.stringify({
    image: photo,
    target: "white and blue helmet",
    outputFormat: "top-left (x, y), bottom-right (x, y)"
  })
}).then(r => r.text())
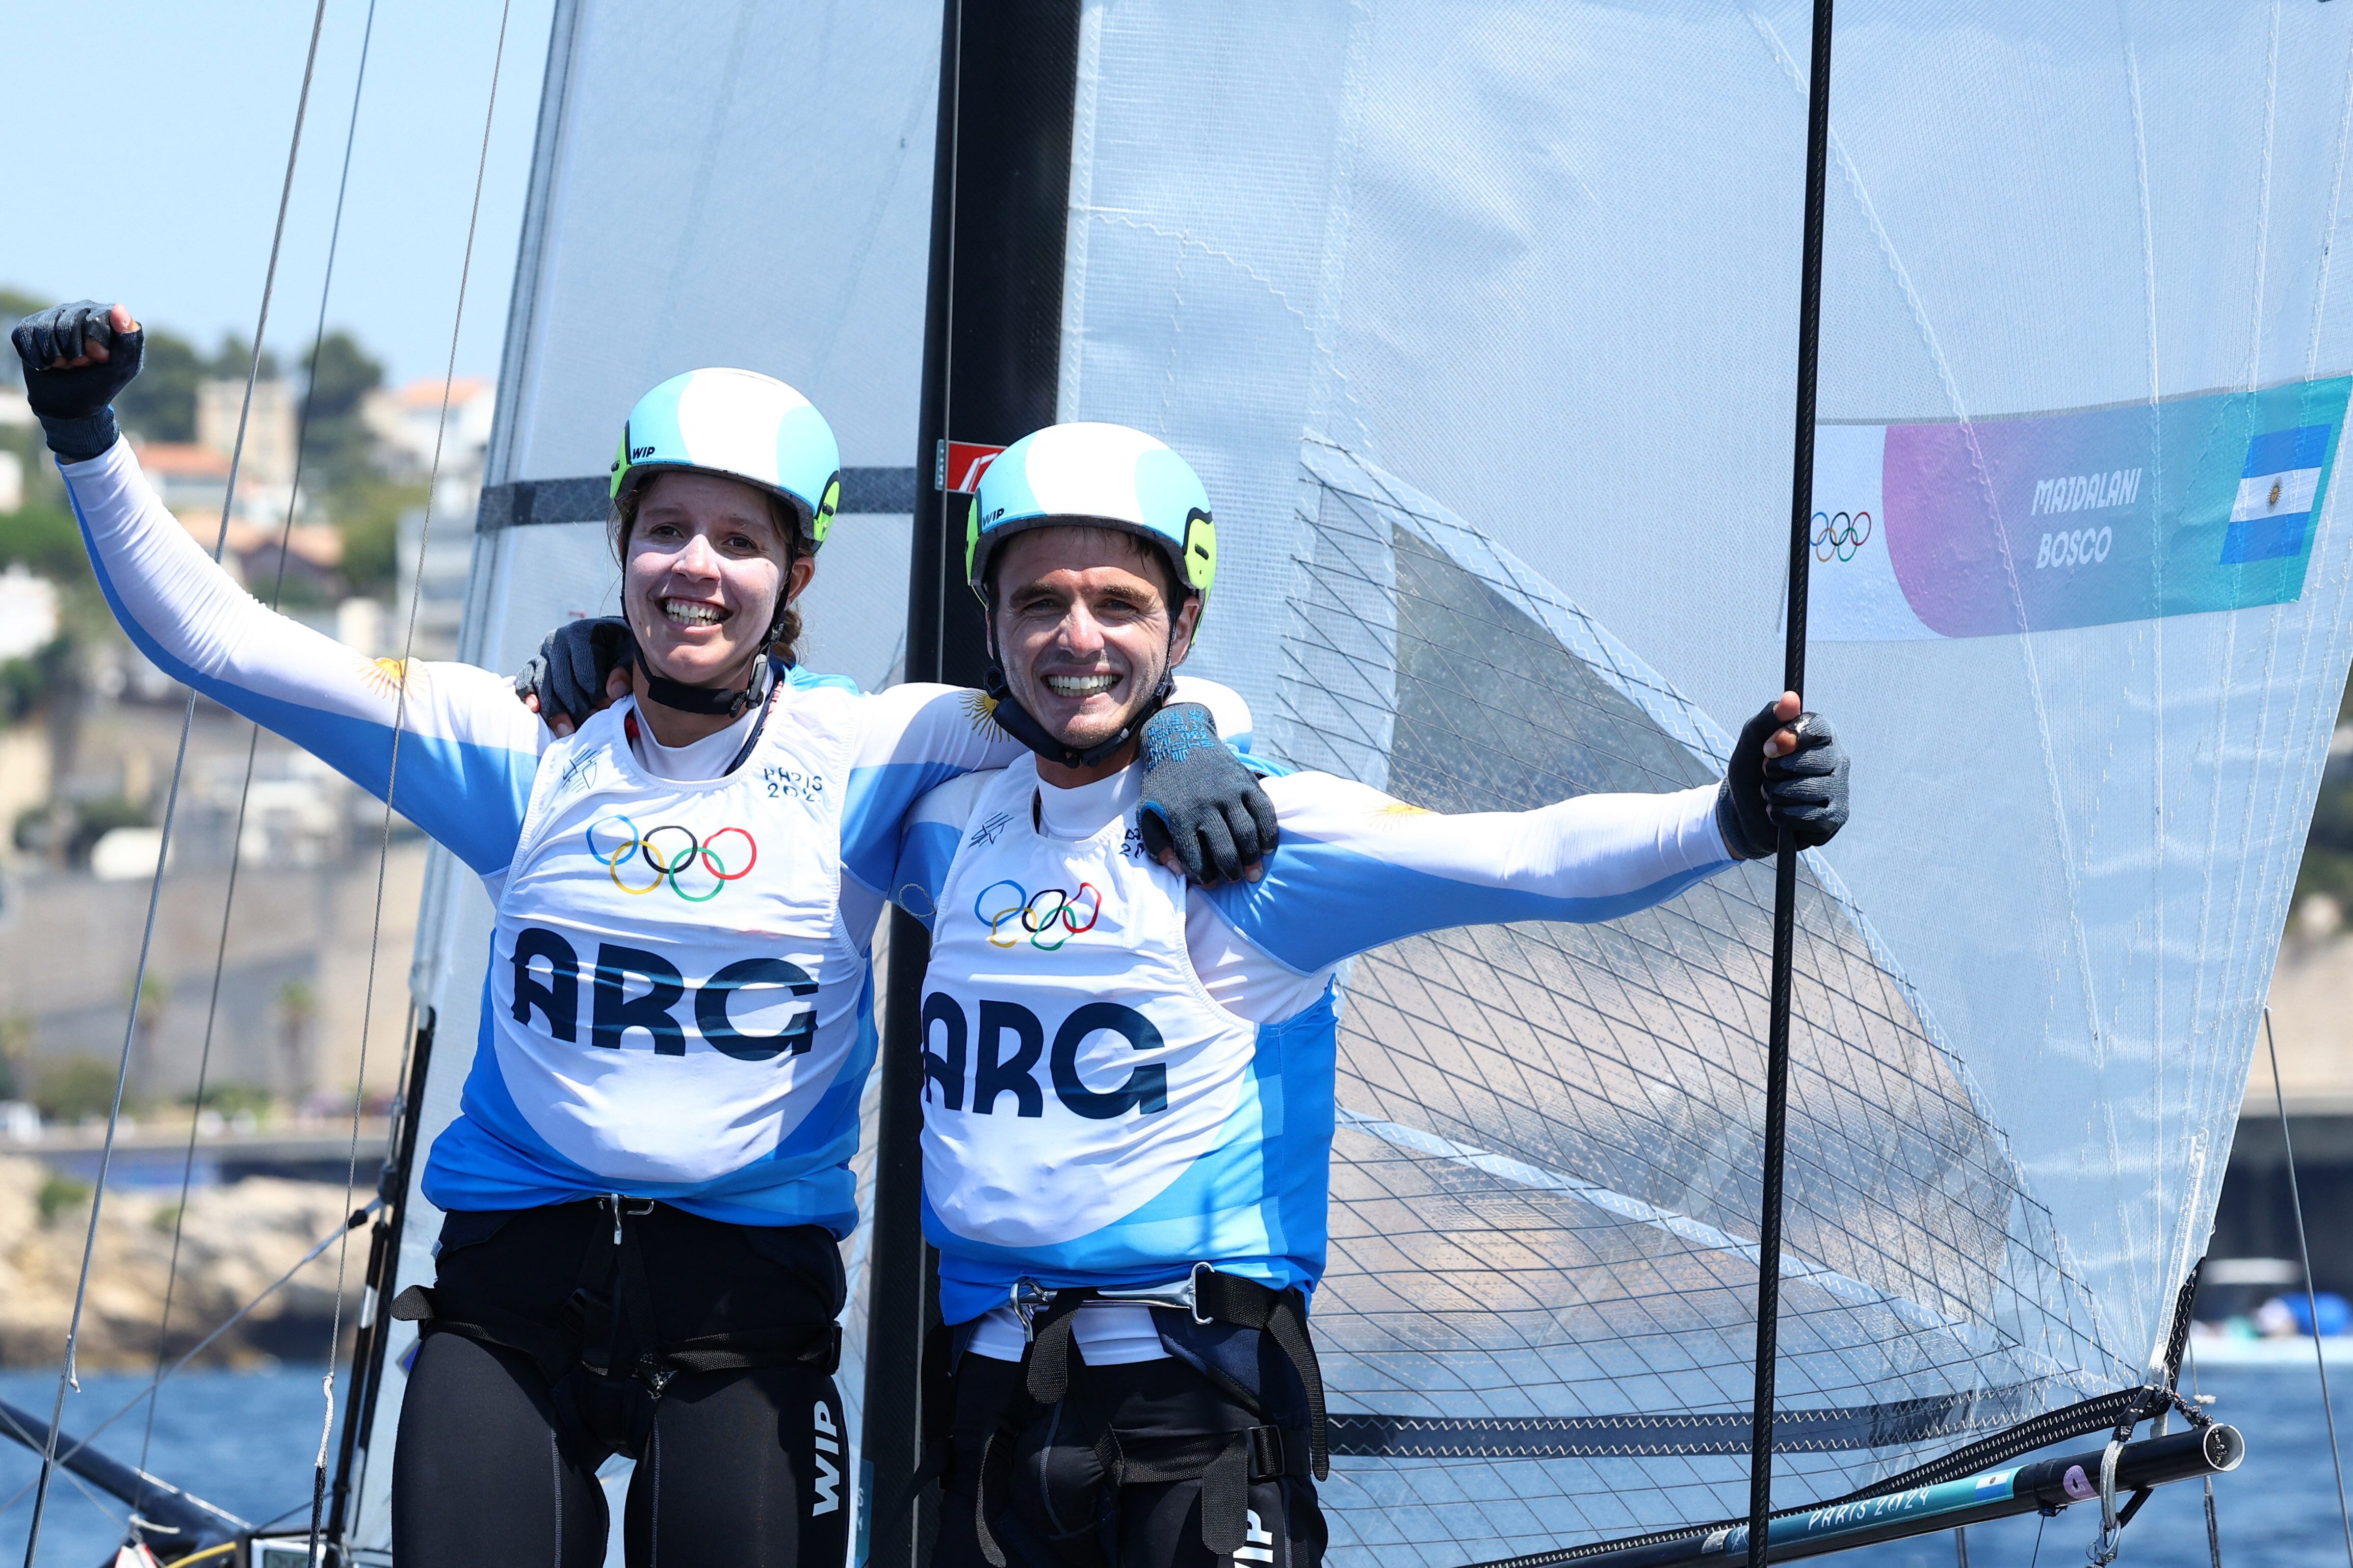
top-left (966, 422), bottom-right (1217, 616)
top-left (610, 368), bottom-right (843, 551)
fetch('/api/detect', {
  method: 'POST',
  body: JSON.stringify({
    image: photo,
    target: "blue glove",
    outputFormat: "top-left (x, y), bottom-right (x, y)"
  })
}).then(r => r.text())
top-left (514, 615), bottom-right (636, 726)
top-left (1716, 700), bottom-right (1850, 860)
top-left (11, 301), bottom-right (143, 462)
top-left (1137, 702), bottom-right (1279, 884)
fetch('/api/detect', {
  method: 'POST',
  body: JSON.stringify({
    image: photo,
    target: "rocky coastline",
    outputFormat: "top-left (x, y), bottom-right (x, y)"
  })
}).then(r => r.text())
top-left (0, 1156), bottom-right (360, 1368)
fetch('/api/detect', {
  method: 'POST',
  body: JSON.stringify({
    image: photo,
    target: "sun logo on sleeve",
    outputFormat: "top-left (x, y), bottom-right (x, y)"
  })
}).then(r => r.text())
top-left (963, 688), bottom-right (1009, 737)
top-left (357, 655), bottom-right (420, 699)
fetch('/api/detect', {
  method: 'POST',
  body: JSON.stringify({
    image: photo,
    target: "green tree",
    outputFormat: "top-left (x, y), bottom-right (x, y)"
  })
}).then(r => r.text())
top-left (38, 1173), bottom-right (92, 1225)
top-left (303, 331), bottom-right (381, 423)
top-left (206, 332), bottom-right (281, 385)
top-left (300, 330), bottom-right (385, 494)
top-left (0, 1014), bottom-right (29, 1101)
top-left (0, 500), bottom-right (93, 583)
top-left (335, 477), bottom-right (427, 598)
top-left (32, 1057), bottom-right (118, 1123)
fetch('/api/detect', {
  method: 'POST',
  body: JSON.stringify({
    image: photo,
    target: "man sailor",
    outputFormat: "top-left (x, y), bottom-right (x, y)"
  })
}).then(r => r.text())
top-left (890, 422), bottom-right (1851, 1568)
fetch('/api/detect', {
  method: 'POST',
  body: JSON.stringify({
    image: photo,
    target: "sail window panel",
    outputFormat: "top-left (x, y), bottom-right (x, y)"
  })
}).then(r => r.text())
top-left (1272, 446), bottom-right (2128, 1542)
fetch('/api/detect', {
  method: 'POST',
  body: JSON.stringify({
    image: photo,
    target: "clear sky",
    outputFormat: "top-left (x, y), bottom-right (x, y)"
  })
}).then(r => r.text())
top-left (2, 0), bottom-right (558, 388)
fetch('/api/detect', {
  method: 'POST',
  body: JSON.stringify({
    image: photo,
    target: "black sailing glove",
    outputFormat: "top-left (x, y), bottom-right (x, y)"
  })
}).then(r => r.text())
top-left (515, 615), bottom-right (636, 727)
top-left (1715, 701), bottom-right (1850, 860)
top-left (1137, 701), bottom-right (1279, 884)
top-left (11, 301), bottom-right (144, 462)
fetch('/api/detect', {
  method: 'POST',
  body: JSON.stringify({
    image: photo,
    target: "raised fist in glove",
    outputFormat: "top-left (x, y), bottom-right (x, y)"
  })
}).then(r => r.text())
top-left (12, 301), bottom-right (144, 462)
top-left (1715, 691), bottom-right (1850, 861)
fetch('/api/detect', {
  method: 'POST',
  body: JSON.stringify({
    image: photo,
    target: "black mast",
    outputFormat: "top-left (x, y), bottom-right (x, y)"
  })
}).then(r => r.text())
top-left (867, 2), bottom-right (1083, 1562)
top-left (1748, 2), bottom-right (1836, 1564)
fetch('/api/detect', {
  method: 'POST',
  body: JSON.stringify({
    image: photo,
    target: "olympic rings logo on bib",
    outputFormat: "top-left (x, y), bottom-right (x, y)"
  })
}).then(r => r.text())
top-left (586, 815), bottom-right (759, 901)
top-left (975, 880), bottom-right (1102, 951)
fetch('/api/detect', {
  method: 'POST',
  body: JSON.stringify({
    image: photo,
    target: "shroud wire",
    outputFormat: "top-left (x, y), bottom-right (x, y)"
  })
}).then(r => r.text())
top-left (2264, 1006), bottom-right (2353, 1568)
top-left (304, 1), bottom-right (519, 1562)
top-left (19, 3), bottom-right (336, 1562)
top-left (131, 0), bottom-right (385, 1522)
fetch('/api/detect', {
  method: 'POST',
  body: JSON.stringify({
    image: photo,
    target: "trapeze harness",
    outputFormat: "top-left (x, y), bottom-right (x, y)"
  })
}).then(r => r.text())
top-left (389, 1195), bottom-right (843, 1398)
top-left (944, 1267), bottom-right (1329, 1564)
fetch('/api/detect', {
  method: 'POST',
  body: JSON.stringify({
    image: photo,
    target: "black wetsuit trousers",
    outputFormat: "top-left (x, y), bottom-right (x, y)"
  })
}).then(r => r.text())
top-left (933, 1348), bottom-right (1324, 1568)
top-left (391, 1201), bottom-right (850, 1568)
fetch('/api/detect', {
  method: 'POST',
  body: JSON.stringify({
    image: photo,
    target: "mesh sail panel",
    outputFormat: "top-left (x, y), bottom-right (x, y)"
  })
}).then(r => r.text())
top-left (1283, 445), bottom-right (2122, 1561)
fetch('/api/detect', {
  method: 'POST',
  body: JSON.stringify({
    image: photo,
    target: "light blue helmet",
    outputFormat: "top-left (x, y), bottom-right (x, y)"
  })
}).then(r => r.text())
top-left (966, 422), bottom-right (1217, 617)
top-left (610, 367), bottom-right (843, 551)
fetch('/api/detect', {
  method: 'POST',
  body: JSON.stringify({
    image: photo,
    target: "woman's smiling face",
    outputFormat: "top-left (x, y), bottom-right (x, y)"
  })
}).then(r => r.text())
top-left (622, 469), bottom-right (813, 688)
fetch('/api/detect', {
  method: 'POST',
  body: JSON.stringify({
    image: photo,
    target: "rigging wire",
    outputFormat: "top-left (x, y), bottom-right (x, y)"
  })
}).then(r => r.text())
top-left (2183, 1337), bottom-right (2221, 1568)
top-left (19, 4), bottom-right (335, 1563)
top-left (2264, 1006), bottom-right (2353, 1568)
top-left (1746, 1), bottom-right (1833, 1564)
top-left (0, 1405), bottom-right (130, 1541)
top-left (130, 0), bottom-right (384, 1524)
top-left (0, 1202), bottom-right (379, 1526)
top-left (304, 1), bottom-right (518, 1560)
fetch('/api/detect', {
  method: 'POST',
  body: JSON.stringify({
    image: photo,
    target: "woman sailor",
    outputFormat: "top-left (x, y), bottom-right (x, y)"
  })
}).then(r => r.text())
top-left (888, 423), bottom-right (1852, 1568)
top-left (10, 303), bottom-right (1269, 1568)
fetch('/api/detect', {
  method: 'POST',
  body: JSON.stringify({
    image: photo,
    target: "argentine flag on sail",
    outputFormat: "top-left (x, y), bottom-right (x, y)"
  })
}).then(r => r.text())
top-left (2221, 424), bottom-right (2331, 564)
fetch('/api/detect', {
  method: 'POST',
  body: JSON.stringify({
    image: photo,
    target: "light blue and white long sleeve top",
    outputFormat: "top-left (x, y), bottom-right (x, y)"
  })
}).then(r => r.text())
top-left (892, 751), bottom-right (1734, 1353)
top-left (59, 438), bottom-right (1035, 1233)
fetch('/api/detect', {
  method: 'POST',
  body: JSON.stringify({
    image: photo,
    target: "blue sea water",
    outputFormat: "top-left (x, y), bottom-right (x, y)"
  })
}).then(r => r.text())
top-left (0, 1364), bottom-right (2347, 1565)
top-left (0, 1366), bottom-right (330, 1567)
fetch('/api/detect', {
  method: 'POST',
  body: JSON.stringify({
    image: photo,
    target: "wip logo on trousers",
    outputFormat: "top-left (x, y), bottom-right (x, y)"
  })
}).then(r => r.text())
top-left (811, 1401), bottom-right (842, 1516)
top-left (919, 994), bottom-right (1167, 1120)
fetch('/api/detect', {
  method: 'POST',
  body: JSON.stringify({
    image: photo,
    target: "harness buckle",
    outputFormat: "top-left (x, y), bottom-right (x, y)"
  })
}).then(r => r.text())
top-left (1091, 1262), bottom-right (1220, 1324)
top-left (605, 1193), bottom-right (657, 1244)
top-left (1011, 1277), bottom-right (1055, 1342)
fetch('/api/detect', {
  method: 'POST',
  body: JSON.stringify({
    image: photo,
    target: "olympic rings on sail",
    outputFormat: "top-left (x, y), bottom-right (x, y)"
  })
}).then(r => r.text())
top-left (585, 814), bottom-right (760, 901)
top-left (975, 879), bottom-right (1104, 951)
top-left (1811, 509), bottom-right (1874, 562)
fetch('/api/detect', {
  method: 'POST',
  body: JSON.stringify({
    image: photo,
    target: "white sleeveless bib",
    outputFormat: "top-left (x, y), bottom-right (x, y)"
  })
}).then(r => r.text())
top-left (488, 695), bottom-right (862, 1185)
top-left (919, 759), bottom-right (1260, 1261)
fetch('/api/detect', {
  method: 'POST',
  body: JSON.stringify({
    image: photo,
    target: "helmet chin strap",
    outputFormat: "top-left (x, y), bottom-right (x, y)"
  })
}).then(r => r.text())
top-left (634, 577), bottom-right (796, 720)
top-left (642, 659), bottom-right (772, 719)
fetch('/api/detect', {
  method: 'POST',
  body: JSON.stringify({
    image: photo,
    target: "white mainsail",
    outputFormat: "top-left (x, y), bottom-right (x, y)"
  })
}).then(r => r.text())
top-left (1036, 2), bottom-right (2353, 1561)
